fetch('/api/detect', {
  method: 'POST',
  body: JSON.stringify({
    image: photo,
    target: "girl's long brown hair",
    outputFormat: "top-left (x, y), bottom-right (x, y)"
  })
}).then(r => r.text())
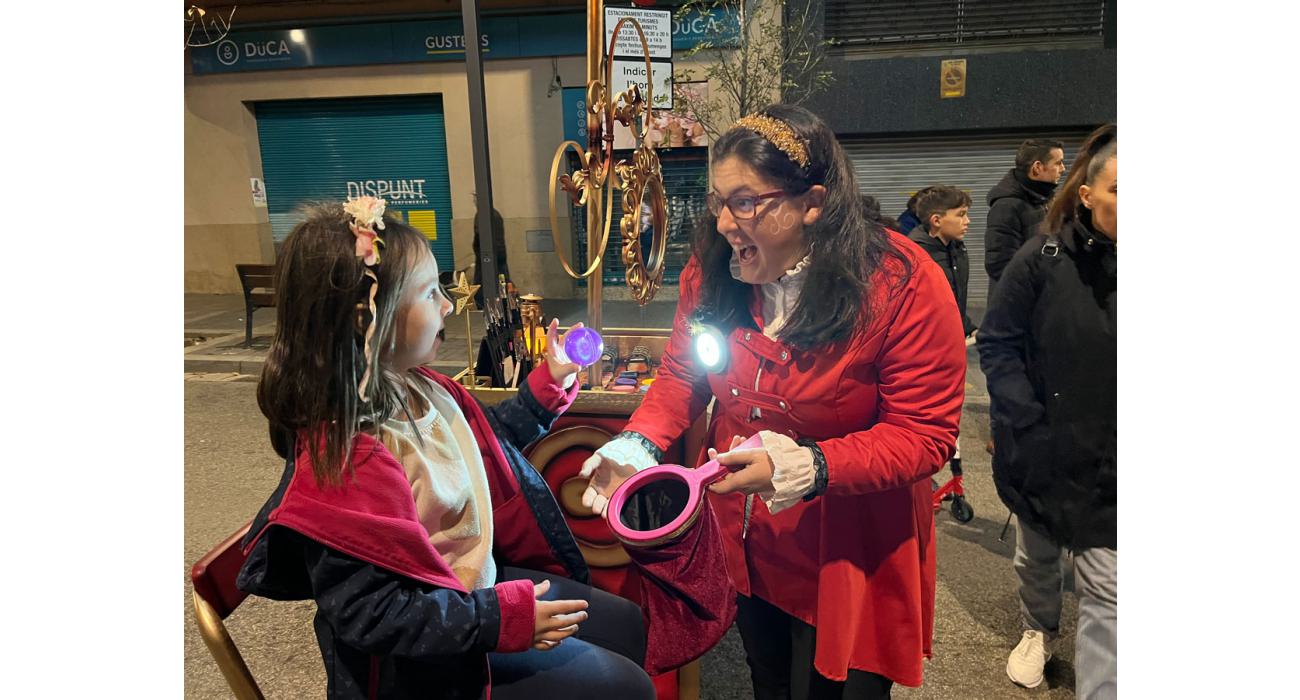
top-left (257, 203), bottom-right (430, 486)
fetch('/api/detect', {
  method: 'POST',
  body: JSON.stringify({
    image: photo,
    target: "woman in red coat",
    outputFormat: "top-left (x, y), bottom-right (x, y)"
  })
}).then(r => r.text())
top-left (581, 105), bottom-right (967, 698)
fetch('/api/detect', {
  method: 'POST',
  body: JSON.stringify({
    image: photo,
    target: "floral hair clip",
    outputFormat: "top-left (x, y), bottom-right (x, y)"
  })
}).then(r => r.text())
top-left (343, 196), bottom-right (388, 400)
top-left (344, 196), bottom-right (387, 266)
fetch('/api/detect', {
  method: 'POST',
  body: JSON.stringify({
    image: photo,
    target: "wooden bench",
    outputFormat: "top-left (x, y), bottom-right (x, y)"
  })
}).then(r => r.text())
top-left (234, 264), bottom-right (276, 347)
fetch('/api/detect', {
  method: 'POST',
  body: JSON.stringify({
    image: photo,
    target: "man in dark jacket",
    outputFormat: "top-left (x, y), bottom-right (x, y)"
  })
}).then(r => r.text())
top-left (908, 186), bottom-right (976, 339)
top-left (981, 139), bottom-right (1066, 457)
top-left (984, 139), bottom-right (1065, 301)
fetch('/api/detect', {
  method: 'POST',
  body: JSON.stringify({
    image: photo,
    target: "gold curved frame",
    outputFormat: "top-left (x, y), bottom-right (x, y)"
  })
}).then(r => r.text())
top-left (548, 140), bottom-right (616, 279)
top-left (617, 147), bottom-right (668, 305)
top-left (546, 16), bottom-right (668, 305)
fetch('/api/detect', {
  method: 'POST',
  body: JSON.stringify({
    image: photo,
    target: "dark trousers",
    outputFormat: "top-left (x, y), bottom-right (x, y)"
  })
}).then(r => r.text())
top-left (735, 595), bottom-right (894, 700)
top-left (489, 568), bottom-right (655, 700)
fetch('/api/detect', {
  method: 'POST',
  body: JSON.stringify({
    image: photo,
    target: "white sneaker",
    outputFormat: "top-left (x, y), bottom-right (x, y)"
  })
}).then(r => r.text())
top-left (1006, 630), bottom-right (1052, 688)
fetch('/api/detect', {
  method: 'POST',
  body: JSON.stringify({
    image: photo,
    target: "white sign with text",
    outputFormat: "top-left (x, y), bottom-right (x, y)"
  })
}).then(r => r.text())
top-left (610, 59), bottom-right (674, 110)
top-left (605, 7), bottom-right (672, 59)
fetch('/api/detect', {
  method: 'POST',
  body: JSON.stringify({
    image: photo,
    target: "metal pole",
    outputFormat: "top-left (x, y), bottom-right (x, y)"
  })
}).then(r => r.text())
top-left (585, 0), bottom-right (604, 387)
top-left (461, 0), bottom-right (498, 303)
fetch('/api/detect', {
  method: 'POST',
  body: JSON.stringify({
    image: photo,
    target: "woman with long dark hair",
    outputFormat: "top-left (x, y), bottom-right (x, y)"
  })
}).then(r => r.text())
top-left (581, 105), bottom-right (967, 698)
top-left (978, 124), bottom-right (1117, 698)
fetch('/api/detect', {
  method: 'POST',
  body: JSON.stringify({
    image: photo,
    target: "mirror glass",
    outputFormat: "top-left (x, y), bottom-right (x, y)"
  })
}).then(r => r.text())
top-left (617, 477), bottom-right (690, 531)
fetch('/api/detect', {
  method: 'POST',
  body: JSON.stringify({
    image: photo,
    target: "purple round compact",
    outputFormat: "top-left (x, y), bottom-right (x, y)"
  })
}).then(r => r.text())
top-left (563, 326), bottom-right (604, 368)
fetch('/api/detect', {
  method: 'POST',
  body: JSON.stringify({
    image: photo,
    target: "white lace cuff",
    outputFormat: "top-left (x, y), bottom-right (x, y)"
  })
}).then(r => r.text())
top-left (757, 430), bottom-right (816, 515)
top-left (595, 437), bottom-right (659, 472)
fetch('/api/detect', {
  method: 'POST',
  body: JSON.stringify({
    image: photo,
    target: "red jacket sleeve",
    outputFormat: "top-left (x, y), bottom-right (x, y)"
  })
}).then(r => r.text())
top-left (623, 257), bottom-right (716, 452)
top-left (817, 255), bottom-right (966, 494)
top-left (524, 362), bottom-right (580, 415)
top-left (491, 578), bottom-right (537, 653)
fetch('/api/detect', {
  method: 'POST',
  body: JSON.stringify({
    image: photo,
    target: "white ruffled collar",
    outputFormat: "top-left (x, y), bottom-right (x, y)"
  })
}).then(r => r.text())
top-left (775, 253), bottom-right (812, 283)
top-left (729, 250), bottom-right (813, 284)
top-left (755, 252), bottom-right (812, 339)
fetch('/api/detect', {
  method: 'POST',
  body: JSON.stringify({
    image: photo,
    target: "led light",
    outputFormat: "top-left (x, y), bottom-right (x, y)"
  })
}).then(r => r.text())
top-left (693, 325), bottom-right (728, 372)
top-left (289, 29), bottom-right (306, 44)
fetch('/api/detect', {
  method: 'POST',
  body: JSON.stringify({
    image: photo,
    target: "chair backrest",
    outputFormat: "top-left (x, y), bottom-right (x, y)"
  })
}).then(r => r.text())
top-left (191, 521), bottom-right (264, 700)
top-left (235, 264), bottom-right (277, 307)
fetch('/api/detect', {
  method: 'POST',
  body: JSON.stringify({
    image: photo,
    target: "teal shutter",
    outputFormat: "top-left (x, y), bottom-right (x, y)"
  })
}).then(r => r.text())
top-left (575, 148), bottom-right (708, 287)
top-left (255, 95), bottom-right (455, 271)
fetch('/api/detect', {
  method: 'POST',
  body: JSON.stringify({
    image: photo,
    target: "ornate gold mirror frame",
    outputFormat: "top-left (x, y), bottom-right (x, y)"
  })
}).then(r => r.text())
top-left (547, 11), bottom-right (668, 307)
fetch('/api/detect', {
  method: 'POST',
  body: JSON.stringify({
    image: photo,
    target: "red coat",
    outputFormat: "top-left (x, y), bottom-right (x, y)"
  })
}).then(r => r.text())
top-left (624, 231), bottom-right (966, 686)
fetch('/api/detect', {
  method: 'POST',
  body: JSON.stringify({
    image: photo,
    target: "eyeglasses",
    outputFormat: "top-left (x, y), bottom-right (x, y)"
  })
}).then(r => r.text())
top-left (706, 190), bottom-right (786, 220)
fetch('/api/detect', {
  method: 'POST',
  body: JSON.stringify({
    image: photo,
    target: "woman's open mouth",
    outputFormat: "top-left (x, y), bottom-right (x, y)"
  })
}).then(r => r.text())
top-left (735, 245), bottom-right (758, 265)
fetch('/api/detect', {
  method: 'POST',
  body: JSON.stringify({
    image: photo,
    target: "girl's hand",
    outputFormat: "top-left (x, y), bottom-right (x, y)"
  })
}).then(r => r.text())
top-left (707, 435), bottom-right (776, 496)
top-left (544, 318), bottom-right (582, 389)
top-left (531, 579), bottom-right (588, 651)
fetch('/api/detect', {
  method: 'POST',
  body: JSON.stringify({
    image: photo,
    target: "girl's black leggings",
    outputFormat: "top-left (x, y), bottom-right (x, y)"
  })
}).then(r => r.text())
top-left (488, 567), bottom-right (656, 700)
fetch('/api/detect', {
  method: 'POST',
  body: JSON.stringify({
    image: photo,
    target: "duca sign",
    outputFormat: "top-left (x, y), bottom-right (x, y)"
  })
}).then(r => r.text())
top-left (671, 6), bottom-right (741, 50)
top-left (215, 38), bottom-right (294, 66)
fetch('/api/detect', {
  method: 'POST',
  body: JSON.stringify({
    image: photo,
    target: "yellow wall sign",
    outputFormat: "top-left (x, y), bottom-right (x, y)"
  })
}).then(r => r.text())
top-left (407, 210), bottom-right (438, 241)
top-left (941, 59), bottom-right (967, 99)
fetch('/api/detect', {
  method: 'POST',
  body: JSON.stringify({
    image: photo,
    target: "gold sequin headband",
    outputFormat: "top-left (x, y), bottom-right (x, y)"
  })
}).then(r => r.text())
top-left (731, 114), bottom-right (810, 169)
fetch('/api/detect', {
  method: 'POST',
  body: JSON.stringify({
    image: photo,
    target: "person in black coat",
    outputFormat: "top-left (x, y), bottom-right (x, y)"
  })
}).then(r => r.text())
top-left (895, 186), bottom-right (934, 235)
top-left (907, 185), bottom-right (976, 339)
top-left (977, 125), bottom-right (1116, 699)
top-left (860, 193), bottom-right (902, 232)
top-left (984, 139), bottom-right (1065, 302)
top-left (471, 197), bottom-right (509, 306)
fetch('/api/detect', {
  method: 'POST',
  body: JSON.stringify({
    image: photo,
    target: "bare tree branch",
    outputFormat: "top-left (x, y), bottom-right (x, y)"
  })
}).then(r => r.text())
top-left (670, 0), bottom-right (834, 140)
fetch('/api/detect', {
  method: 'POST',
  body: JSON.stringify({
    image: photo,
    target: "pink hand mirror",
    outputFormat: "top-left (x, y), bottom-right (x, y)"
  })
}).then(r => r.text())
top-left (606, 434), bottom-right (763, 548)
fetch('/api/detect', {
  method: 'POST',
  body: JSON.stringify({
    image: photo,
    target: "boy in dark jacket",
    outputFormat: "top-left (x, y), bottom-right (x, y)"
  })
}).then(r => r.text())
top-left (909, 186), bottom-right (976, 341)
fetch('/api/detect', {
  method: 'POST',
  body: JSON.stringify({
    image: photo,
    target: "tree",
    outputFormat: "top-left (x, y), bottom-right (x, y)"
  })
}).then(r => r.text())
top-left (670, 0), bottom-right (834, 142)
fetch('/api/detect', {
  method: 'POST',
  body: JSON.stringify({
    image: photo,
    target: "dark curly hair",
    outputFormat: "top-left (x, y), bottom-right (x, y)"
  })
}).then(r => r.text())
top-left (691, 104), bottom-right (913, 349)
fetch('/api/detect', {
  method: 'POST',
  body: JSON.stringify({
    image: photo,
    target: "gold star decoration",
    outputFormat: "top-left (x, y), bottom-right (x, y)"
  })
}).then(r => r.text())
top-left (448, 270), bottom-right (480, 316)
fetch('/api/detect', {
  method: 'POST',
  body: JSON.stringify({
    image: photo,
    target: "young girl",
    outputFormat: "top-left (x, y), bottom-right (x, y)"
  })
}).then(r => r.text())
top-left (236, 198), bottom-right (657, 699)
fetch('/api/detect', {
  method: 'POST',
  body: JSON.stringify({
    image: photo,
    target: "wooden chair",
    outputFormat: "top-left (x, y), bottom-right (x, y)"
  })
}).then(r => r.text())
top-left (191, 521), bottom-right (264, 700)
top-left (234, 264), bottom-right (276, 347)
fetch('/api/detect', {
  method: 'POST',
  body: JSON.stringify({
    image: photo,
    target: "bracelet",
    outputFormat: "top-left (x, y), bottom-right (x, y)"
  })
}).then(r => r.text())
top-left (612, 430), bottom-right (664, 462)
top-left (796, 438), bottom-right (828, 501)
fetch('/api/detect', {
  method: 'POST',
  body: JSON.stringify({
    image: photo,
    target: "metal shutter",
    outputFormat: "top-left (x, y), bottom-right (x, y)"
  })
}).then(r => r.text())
top-left (574, 148), bottom-right (708, 287)
top-left (842, 130), bottom-right (1090, 302)
top-left (255, 95), bottom-right (456, 271)
top-left (825, 0), bottom-right (1106, 50)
